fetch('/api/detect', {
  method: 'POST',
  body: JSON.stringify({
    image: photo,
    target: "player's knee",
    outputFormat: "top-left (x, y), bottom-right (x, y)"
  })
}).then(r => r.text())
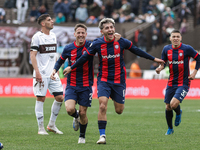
top-left (66, 107), bottom-right (74, 115)
top-left (99, 103), bottom-right (107, 112)
top-left (115, 108), bottom-right (124, 114)
top-left (171, 104), bottom-right (177, 110)
top-left (55, 95), bottom-right (64, 102)
top-left (79, 110), bottom-right (86, 117)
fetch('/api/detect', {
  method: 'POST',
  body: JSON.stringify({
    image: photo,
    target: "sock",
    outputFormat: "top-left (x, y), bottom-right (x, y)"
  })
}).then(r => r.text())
top-left (35, 100), bottom-right (44, 128)
top-left (98, 120), bottom-right (107, 136)
top-left (70, 108), bottom-right (79, 118)
top-left (165, 109), bottom-right (173, 129)
top-left (49, 100), bottom-right (62, 126)
top-left (79, 123), bottom-right (87, 138)
top-left (173, 105), bottom-right (180, 115)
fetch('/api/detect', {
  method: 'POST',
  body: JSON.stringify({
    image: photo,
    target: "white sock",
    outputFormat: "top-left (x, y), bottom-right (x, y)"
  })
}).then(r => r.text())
top-left (35, 100), bottom-right (44, 129)
top-left (48, 100), bottom-right (62, 126)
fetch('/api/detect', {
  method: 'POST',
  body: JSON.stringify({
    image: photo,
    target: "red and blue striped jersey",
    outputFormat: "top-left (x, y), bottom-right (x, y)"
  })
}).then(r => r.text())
top-left (59, 40), bottom-right (94, 87)
top-left (71, 36), bottom-right (155, 84)
top-left (161, 43), bottom-right (200, 87)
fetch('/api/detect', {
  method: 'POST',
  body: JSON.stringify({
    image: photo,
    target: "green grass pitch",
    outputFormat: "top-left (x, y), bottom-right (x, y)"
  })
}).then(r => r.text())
top-left (0, 97), bottom-right (200, 150)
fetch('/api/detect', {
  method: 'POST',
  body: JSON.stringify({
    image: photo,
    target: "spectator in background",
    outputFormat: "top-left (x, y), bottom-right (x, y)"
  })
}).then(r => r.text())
top-left (38, 4), bottom-right (48, 15)
top-left (29, 5), bottom-right (40, 22)
top-left (179, 18), bottom-right (189, 34)
top-left (55, 12), bottom-right (65, 24)
top-left (146, 0), bottom-right (155, 13)
top-left (118, 0), bottom-right (134, 23)
top-left (163, 16), bottom-right (175, 28)
top-left (151, 28), bottom-right (158, 47)
top-left (16, 0), bottom-right (28, 24)
top-left (4, 0), bottom-right (16, 24)
top-left (62, 0), bottom-right (71, 22)
top-left (163, 7), bottom-right (175, 20)
top-left (70, 0), bottom-right (79, 22)
top-left (75, 3), bottom-right (88, 23)
top-left (53, 0), bottom-right (63, 17)
top-left (137, 30), bottom-right (147, 52)
top-left (145, 10), bottom-right (155, 23)
top-left (0, 8), bottom-right (6, 23)
top-left (177, 3), bottom-right (191, 27)
top-left (102, 1), bottom-right (113, 18)
top-left (129, 0), bottom-right (140, 16)
top-left (113, 0), bottom-right (122, 13)
top-left (156, 0), bottom-right (165, 13)
top-left (129, 60), bottom-right (142, 78)
top-left (163, 0), bottom-right (173, 8)
top-left (86, 0), bottom-right (101, 24)
top-left (142, 0), bottom-right (150, 14)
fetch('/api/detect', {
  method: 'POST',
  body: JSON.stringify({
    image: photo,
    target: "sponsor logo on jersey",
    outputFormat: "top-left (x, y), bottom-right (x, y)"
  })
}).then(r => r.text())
top-left (102, 53), bottom-right (120, 59)
top-left (45, 46), bottom-right (56, 51)
top-left (168, 60), bottom-right (183, 64)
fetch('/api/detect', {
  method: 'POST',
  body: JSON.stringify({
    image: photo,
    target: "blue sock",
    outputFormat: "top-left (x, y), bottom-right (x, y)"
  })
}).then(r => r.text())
top-left (98, 121), bottom-right (107, 136)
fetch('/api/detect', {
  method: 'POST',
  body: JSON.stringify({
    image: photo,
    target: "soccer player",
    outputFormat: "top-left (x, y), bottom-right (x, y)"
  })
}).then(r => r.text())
top-left (63, 18), bottom-right (164, 144)
top-left (51, 24), bottom-right (121, 143)
top-left (30, 14), bottom-right (64, 135)
top-left (156, 29), bottom-right (200, 135)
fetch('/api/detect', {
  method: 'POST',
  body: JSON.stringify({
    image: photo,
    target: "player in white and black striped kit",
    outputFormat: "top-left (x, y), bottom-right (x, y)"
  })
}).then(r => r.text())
top-left (30, 14), bottom-right (64, 135)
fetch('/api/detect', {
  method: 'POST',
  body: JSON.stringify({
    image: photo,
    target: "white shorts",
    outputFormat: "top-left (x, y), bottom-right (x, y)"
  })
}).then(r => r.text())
top-left (33, 74), bottom-right (63, 97)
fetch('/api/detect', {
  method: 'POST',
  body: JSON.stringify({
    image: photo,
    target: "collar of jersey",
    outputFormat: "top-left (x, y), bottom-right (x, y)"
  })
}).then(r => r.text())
top-left (172, 43), bottom-right (182, 49)
top-left (104, 36), bottom-right (115, 43)
top-left (74, 40), bottom-right (86, 48)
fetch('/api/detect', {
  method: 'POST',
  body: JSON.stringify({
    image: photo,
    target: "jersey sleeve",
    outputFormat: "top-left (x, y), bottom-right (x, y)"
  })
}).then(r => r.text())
top-left (71, 41), bottom-right (96, 70)
top-left (54, 45), bottom-right (70, 72)
top-left (30, 33), bottom-right (39, 51)
top-left (85, 39), bottom-right (98, 55)
top-left (161, 46), bottom-right (168, 62)
top-left (122, 38), bottom-right (155, 60)
top-left (187, 45), bottom-right (200, 70)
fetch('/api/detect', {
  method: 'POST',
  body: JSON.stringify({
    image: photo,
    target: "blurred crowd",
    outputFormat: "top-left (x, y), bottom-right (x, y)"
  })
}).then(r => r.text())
top-left (0, 0), bottom-right (199, 27)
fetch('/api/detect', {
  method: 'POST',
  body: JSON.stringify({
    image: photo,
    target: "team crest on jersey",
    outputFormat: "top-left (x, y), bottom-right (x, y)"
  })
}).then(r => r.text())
top-left (115, 45), bottom-right (119, 49)
top-left (179, 53), bottom-right (183, 56)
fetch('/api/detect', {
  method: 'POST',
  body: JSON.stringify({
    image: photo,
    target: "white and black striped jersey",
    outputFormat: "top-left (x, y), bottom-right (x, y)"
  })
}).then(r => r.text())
top-left (31, 31), bottom-right (57, 78)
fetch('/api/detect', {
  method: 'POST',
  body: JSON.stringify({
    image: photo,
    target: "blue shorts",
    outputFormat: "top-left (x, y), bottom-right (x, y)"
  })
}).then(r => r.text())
top-left (97, 81), bottom-right (126, 104)
top-left (65, 86), bottom-right (93, 107)
top-left (164, 85), bottom-right (189, 104)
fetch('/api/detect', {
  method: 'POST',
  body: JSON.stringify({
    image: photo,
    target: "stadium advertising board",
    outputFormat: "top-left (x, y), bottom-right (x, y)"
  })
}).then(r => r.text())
top-left (0, 78), bottom-right (200, 99)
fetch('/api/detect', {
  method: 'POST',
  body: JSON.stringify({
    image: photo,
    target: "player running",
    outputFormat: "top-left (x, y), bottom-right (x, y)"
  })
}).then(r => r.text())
top-left (63, 18), bottom-right (164, 144)
top-left (156, 29), bottom-right (200, 135)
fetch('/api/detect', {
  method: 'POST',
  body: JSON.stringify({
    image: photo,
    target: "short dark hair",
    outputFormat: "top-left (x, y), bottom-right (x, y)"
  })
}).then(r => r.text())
top-left (171, 29), bottom-right (181, 34)
top-left (74, 24), bottom-right (87, 32)
top-left (37, 14), bottom-right (50, 25)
